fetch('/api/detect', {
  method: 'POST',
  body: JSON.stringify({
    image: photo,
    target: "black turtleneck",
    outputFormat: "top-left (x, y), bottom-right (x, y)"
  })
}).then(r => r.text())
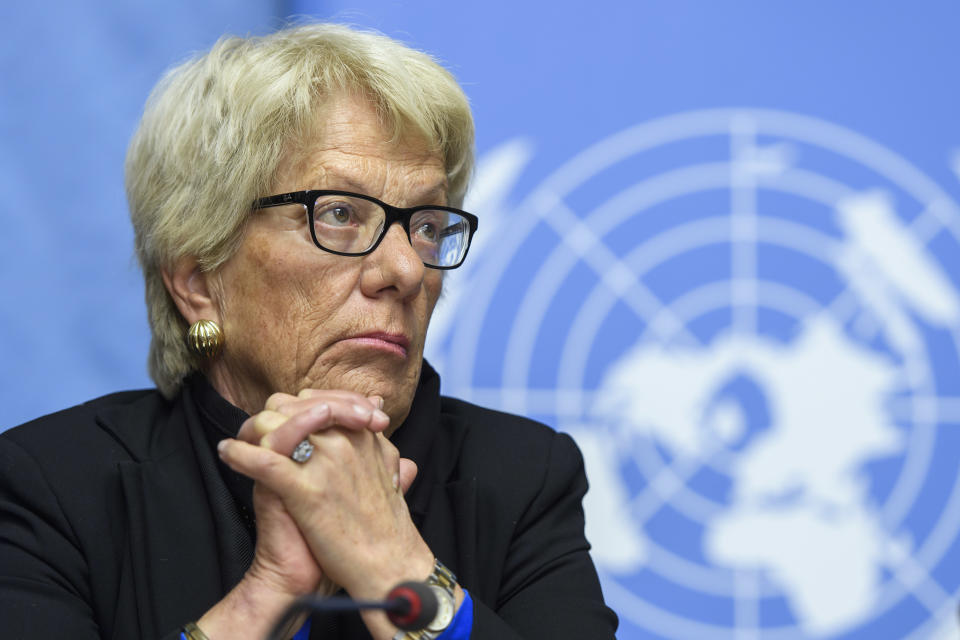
top-left (187, 373), bottom-right (257, 540)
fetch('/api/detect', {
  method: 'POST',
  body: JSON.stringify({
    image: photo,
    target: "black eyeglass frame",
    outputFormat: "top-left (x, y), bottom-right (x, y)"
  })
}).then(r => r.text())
top-left (254, 190), bottom-right (479, 270)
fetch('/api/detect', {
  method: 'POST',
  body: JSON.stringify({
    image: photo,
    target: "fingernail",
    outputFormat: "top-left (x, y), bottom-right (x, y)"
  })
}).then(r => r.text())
top-left (373, 409), bottom-right (389, 423)
top-left (392, 473), bottom-right (399, 490)
top-left (217, 440), bottom-right (228, 454)
top-left (310, 403), bottom-right (330, 418)
top-left (369, 395), bottom-right (384, 409)
top-left (353, 403), bottom-right (372, 417)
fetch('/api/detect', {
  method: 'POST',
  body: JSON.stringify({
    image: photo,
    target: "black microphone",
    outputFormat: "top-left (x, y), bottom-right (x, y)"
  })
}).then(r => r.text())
top-left (265, 580), bottom-right (438, 640)
top-left (385, 580), bottom-right (438, 630)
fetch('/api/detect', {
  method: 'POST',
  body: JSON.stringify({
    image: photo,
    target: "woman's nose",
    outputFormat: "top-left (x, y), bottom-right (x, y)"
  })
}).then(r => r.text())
top-left (359, 223), bottom-right (426, 299)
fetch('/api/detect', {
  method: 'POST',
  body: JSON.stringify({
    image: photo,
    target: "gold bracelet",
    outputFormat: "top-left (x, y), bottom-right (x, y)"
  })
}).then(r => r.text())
top-left (183, 622), bottom-right (210, 640)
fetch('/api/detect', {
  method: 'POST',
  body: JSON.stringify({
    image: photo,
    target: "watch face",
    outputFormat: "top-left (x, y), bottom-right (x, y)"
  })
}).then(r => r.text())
top-left (426, 584), bottom-right (455, 632)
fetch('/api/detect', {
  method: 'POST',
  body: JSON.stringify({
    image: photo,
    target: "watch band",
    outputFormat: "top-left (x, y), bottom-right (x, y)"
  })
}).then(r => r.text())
top-left (393, 559), bottom-right (459, 640)
top-left (426, 558), bottom-right (457, 594)
top-left (182, 622), bottom-right (210, 640)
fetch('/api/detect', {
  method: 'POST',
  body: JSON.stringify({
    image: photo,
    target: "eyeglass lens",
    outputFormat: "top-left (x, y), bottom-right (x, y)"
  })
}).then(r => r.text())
top-left (311, 193), bottom-right (470, 267)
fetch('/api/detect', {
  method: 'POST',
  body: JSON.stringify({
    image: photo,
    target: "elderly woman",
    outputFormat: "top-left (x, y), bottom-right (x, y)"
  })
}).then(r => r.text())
top-left (0, 23), bottom-right (616, 640)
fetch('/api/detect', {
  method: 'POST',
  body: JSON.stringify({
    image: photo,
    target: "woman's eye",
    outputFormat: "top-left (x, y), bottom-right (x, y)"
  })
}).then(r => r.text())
top-left (414, 221), bottom-right (439, 242)
top-left (412, 211), bottom-right (447, 243)
top-left (317, 204), bottom-right (355, 226)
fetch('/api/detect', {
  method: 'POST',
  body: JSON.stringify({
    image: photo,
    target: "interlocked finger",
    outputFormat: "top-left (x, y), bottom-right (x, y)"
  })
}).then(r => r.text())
top-left (238, 393), bottom-right (391, 453)
top-left (237, 410), bottom-right (288, 445)
top-left (375, 434), bottom-right (402, 491)
top-left (260, 404), bottom-right (332, 456)
top-left (271, 390), bottom-right (381, 419)
top-left (267, 395), bottom-right (389, 432)
top-left (264, 392), bottom-right (300, 412)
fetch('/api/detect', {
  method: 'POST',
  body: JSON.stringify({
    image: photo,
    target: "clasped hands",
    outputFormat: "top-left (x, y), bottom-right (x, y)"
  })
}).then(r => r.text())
top-left (216, 389), bottom-right (435, 636)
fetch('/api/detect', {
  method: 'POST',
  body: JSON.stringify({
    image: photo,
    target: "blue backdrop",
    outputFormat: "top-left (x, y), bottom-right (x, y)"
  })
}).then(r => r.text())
top-left (4, 2), bottom-right (960, 638)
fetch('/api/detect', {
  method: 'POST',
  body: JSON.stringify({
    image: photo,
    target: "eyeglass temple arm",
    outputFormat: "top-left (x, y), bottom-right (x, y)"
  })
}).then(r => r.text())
top-left (254, 194), bottom-right (301, 209)
top-left (437, 216), bottom-right (478, 238)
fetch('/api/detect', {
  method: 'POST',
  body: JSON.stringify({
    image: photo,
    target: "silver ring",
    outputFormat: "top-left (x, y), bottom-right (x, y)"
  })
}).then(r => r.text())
top-left (291, 439), bottom-right (314, 463)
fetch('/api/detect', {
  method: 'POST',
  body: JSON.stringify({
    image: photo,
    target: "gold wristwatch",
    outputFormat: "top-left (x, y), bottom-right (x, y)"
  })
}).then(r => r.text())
top-left (393, 559), bottom-right (459, 640)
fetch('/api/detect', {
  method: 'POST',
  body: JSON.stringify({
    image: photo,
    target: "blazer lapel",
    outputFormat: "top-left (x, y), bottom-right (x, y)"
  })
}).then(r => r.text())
top-left (392, 363), bottom-right (481, 592)
top-left (419, 478), bottom-right (478, 588)
top-left (118, 451), bottom-right (224, 637)
top-left (98, 392), bottom-right (243, 638)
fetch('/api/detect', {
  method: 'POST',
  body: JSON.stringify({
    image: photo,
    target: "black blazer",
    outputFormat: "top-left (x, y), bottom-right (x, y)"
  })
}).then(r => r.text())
top-left (0, 366), bottom-right (617, 639)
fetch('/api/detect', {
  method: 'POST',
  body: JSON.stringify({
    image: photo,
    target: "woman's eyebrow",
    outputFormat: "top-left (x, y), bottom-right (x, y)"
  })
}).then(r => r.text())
top-left (307, 171), bottom-right (369, 193)
top-left (312, 173), bottom-right (448, 204)
top-left (413, 182), bottom-right (449, 204)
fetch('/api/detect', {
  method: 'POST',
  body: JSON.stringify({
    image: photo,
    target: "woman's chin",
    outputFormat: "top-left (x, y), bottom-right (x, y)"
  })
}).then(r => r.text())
top-left (305, 357), bottom-right (420, 401)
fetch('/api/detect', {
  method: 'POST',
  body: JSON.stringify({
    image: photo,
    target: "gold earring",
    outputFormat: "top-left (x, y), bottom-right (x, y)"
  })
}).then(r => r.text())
top-left (187, 320), bottom-right (224, 358)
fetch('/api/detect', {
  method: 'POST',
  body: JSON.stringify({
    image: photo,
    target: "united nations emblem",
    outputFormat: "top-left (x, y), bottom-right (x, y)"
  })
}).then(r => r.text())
top-left (427, 109), bottom-right (960, 639)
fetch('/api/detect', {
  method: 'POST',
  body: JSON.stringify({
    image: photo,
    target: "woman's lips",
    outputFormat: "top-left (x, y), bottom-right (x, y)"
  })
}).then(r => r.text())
top-left (341, 332), bottom-right (410, 358)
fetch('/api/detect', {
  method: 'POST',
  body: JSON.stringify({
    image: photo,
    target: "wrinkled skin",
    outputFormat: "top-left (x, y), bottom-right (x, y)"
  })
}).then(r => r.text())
top-left (208, 93), bottom-right (446, 427)
top-left (164, 93), bottom-right (460, 639)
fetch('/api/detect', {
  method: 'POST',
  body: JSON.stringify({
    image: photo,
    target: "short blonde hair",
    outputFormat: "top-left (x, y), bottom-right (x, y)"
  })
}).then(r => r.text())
top-left (126, 23), bottom-right (475, 397)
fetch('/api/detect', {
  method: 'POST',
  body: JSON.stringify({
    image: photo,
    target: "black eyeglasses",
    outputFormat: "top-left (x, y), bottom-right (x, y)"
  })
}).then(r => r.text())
top-left (254, 190), bottom-right (478, 269)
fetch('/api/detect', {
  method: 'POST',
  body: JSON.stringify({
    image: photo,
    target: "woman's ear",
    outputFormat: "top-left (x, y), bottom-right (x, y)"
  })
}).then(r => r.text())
top-left (161, 258), bottom-right (221, 326)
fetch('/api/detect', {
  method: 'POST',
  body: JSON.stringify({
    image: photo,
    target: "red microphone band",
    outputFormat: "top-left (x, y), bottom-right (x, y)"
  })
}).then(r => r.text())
top-left (266, 580), bottom-right (439, 640)
top-left (387, 581), bottom-right (438, 630)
